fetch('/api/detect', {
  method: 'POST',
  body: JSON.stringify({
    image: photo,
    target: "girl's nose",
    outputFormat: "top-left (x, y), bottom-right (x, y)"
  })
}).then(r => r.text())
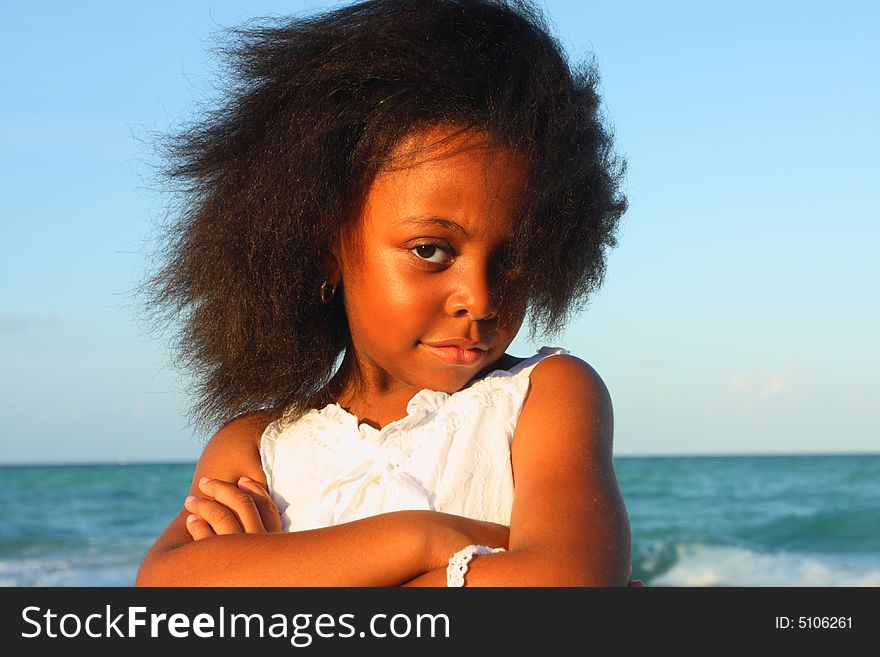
top-left (444, 267), bottom-right (498, 320)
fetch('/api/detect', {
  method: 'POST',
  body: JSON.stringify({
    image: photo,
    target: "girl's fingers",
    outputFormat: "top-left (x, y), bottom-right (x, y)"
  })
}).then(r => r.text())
top-left (237, 477), bottom-right (283, 533)
top-left (183, 495), bottom-right (245, 535)
top-left (185, 514), bottom-right (214, 541)
top-left (196, 477), bottom-right (266, 533)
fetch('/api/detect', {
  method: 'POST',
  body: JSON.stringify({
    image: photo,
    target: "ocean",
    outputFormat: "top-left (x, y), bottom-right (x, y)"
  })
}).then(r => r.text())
top-left (1, 455), bottom-right (878, 587)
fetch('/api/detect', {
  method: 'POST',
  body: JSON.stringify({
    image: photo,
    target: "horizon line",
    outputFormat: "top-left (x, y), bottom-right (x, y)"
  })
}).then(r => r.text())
top-left (2, 451), bottom-right (880, 467)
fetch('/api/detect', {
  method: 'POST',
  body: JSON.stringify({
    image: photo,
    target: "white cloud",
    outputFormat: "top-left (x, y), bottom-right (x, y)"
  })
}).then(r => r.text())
top-left (728, 372), bottom-right (792, 401)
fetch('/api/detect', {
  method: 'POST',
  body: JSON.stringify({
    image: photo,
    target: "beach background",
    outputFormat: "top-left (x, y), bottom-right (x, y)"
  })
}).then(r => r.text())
top-left (1, 1), bottom-right (877, 587)
top-left (3, 455), bottom-right (879, 587)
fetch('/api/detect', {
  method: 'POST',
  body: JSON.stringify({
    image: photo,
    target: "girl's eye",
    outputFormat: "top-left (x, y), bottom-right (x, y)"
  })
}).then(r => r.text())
top-left (411, 243), bottom-right (453, 265)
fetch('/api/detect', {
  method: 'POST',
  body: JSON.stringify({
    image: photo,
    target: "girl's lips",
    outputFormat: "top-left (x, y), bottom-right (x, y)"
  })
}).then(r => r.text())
top-left (420, 343), bottom-right (487, 366)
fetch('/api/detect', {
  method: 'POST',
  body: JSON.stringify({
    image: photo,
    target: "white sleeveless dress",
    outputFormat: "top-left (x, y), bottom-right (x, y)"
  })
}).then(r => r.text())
top-left (260, 347), bottom-right (567, 532)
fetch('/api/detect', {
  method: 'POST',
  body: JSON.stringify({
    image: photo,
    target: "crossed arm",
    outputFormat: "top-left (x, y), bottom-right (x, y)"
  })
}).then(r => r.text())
top-left (135, 355), bottom-right (632, 587)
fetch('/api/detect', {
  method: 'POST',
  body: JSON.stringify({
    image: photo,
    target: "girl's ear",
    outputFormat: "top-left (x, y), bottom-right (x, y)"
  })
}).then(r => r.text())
top-left (321, 248), bottom-right (342, 285)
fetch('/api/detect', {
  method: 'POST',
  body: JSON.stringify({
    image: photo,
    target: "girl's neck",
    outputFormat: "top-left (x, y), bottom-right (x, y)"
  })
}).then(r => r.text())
top-left (317, 350), bottom-right (526, 430)
top-left (319, 350), bottom-right (416, 430)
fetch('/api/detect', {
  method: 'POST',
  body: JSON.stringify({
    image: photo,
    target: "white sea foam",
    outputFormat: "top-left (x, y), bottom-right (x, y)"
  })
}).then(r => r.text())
top-left (650, 543), bottom-right (880, 587)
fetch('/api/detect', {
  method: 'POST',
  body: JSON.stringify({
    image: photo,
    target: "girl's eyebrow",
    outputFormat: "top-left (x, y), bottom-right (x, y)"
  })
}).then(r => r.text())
top-left (397, 215), bottom-right (469, 237)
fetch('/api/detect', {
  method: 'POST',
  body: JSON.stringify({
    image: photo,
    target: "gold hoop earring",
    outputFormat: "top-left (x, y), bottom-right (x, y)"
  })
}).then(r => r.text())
top-left (319, 280), bottom-right (337, 304)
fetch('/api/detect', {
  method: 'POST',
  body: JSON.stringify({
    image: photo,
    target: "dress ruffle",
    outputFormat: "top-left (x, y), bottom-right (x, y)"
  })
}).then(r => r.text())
top-left (261, 347), bottom-right (569, 531)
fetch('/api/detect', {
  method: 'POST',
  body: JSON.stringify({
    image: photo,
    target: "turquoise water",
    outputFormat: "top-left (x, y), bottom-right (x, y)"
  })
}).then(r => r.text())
top-left (1, 455), bottom-right (878, 586)
top-left (622, 455), bottom-right (880, 586)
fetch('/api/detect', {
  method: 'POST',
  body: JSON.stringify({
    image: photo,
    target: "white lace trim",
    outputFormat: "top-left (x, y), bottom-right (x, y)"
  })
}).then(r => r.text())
top-left (446, 544), bottom-right (506, 587)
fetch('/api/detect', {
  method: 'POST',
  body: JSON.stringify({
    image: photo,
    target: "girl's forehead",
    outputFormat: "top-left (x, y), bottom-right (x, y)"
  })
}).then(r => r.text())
top-left (372, 126), bottom-right (527, 204)
top-left (353, 131), bottom-right (526, 240)
top-left (333, 125), bottom-right (527, 250)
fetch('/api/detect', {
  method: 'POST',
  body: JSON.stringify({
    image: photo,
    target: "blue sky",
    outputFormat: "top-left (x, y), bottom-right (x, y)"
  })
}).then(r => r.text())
top-left (1, 1), bottom-right (877, 463)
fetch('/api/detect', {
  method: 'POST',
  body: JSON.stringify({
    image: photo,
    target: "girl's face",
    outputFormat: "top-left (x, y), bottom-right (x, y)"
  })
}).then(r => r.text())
top-left (333, 126), bottom-right (528, 396)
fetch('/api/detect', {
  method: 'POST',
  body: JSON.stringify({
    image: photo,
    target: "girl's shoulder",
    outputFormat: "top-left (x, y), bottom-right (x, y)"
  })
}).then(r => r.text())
top-left (195, 411), bottom-right (277, 484)
top-left (480, 347), bottom-right (609, 425)
top-left (214, 411), bottom-right (276, 448)
top-left (471, 347), bottom-right (600, 403)
top-left (529, 350), bottom-right (609, 400)
top-left (528, 350), bottom-right (606, 385)
top-left (518, 350), bottom-right (612, 438)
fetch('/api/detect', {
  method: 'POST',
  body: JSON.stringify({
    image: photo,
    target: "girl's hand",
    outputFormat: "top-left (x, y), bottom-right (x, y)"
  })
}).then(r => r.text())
top-left (183, 476), bottom-right (282, 541)
top-left (454, 518), bottom-right (510, 552)
top-left (422, 513), bottom-right (510, 570)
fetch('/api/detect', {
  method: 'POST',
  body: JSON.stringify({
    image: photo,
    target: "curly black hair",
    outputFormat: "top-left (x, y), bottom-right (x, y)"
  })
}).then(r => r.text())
top-left (139, 0), bottom-right (627, 433)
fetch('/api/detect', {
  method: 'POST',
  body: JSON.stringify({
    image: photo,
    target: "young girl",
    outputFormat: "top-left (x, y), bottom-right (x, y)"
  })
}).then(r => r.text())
top-left (136, 0), bottom-right (631, 587)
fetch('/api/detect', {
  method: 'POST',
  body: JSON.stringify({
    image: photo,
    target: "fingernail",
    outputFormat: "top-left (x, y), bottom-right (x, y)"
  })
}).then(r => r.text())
top-left (199, 476), bottom-right (212, 485)
top-left (186, 514), bottom-right (198, 523)
top-left (185, 495), bottom-right (196, 504)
